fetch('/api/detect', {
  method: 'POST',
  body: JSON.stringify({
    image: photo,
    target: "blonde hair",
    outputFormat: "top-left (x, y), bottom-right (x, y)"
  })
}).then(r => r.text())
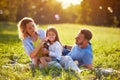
top-left (17, 17), bottom-right (37, 39)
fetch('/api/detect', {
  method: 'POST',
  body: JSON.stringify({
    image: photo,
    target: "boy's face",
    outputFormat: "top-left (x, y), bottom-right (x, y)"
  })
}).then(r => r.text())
top-left (47, 31), bottom-right (56, 43)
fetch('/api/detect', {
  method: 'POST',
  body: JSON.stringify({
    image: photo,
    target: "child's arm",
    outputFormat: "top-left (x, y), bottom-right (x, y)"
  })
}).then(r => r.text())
top-left (30, 38), bottom-right (48, 58)
top-left (49, 42), bottom-right (62, 60)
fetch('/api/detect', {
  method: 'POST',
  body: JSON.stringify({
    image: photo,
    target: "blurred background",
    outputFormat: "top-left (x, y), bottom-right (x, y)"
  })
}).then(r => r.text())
top-left (0, 0), bottom-right (120, 27)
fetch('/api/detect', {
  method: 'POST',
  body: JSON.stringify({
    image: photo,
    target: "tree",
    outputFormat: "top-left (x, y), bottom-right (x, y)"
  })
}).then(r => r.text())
top-left (0, 0), bottom-right (18, 21)
top-left (76, 0), bottom-right (120, 27)
top-left (33, 0), bottom-right (63, 24)
top-left (76, 0), bottom-right (92, 24)
top-left (16, 0), bottom-right (32, 22)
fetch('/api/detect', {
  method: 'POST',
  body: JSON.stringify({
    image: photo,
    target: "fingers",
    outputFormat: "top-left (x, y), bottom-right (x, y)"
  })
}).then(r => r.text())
top-left (42, 48), bottom-right (49, 54)
top-left (44, 37), bottom-right (49, 41)
top-left (40, 37), bottom-right (48, 45)
top-left (42, 37), bottom-right (48, 42)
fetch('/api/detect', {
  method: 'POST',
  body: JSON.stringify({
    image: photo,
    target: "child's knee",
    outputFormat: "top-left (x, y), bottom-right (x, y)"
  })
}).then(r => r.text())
top-left (40, 57), bottom-right (45, 62)
top-left (47, 57), bottom-right (51, 61)
top-left (65, 56), bottom-right (72, 60)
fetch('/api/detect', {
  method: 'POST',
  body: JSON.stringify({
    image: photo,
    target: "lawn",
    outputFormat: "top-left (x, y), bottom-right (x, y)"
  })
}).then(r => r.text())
top-left (0, 22), bottom-right (120, 80)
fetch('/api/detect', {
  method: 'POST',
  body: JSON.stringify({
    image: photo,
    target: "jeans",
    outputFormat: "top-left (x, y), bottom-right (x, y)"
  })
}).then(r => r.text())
top-left (59, 56), bottom-right (82, 72)
top-left (48, 56), bottom-right (82, 72)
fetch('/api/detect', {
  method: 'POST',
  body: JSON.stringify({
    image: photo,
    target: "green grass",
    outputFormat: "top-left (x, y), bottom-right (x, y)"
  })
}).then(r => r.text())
top-left (0, 22), bottom-right (120, 80)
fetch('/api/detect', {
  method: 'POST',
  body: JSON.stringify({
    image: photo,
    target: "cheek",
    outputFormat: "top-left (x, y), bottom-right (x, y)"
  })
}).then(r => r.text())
top-left (78, 39), bottom-right (81, 42)
top-left (51, 36), bottom-right (56, 41)
top-left (75, 38), bottom-right (78, 41)
top-left (53, 36), bottom-right (56, 39)
top-left (26, 29), bottom-right (30, 34)
top-left (51, 36), bottom-right (55, 40)
top-left (81, 39), bottom-right (85, 43)
top-left (27, 29), bottom-right (32, 34)
top-left (77, 38), bottom-right (83, 43)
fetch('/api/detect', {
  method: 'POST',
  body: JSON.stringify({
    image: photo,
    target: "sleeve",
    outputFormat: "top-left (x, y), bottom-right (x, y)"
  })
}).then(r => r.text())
top-left (22, 39), bottom-right (34, 57)
top-left (67, 46), bottom-right (75, 56)
top-left (82, 52), bottom-right (93, 64)
top-left (49, 43), bottom-right (62, 60)
top-left (67, 52), bottom-right (71, 56)
top-left (37, 29), bottom-right (45, 39)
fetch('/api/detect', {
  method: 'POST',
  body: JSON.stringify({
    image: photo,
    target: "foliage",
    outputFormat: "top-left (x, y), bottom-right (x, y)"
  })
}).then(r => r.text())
top-left (0, 0), bottom-right (120, 27)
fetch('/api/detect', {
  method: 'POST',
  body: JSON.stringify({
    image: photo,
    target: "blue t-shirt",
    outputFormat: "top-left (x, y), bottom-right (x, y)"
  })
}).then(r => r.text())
top-left (67, 43), bottom-right (93, 66)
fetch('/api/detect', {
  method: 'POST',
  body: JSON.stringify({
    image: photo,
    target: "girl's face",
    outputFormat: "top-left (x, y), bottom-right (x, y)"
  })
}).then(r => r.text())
top-left (26, 22), bottom-right (36, 36)
top-left (47, 31), bottom-right (56, 43)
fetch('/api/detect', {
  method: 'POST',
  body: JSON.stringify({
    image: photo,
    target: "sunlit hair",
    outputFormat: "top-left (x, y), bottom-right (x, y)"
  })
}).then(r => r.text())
top-left (46, 26), bottom-right (62, 45)
top-left (80, 28), bottom-right (92, 41)
top-left (17, 17), bottom-right (37, 40)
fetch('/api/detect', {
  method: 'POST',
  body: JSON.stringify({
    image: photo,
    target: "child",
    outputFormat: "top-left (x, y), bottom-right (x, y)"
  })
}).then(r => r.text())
top-left (40, 27), bottom-right (82, 73)
top-left (40, 27), bottom-right (63, 67)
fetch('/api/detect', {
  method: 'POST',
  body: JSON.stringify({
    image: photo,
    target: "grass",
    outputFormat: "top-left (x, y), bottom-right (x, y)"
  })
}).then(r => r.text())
top-left (0, 22), bottom-right (120, 80)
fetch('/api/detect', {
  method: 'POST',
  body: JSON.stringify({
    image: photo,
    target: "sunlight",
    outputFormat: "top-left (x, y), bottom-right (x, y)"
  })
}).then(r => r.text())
top-left (56, 0), bottom-right (83, 9)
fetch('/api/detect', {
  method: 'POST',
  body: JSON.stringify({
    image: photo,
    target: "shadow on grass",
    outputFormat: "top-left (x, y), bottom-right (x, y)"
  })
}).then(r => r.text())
top-left (0, 22), bottom-right (20, 44)
top-left (0, 22), bottom-right (17, 34)
top-left (0, 34), bottom-right (20, 44)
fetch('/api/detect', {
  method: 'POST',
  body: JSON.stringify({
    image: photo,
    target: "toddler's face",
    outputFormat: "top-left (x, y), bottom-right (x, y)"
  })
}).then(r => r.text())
top-left (47, 31), bottom-right (56, 43)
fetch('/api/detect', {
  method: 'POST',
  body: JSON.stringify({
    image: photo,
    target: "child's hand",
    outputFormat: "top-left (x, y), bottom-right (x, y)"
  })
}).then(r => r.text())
top-left (43, 37), bottom-right (49, 42)
top-left (42, 48), bottom-right (49, 55)
top-left (40, 37), bottom-right (49, 44)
